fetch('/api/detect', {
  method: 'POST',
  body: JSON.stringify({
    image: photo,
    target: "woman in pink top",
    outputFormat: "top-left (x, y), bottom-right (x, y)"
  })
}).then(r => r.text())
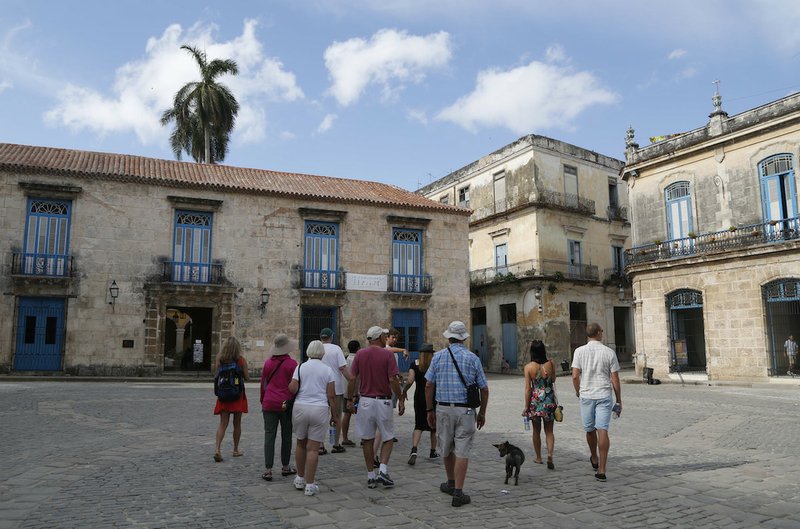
top-left (260, 334), bottom-right (299, 481)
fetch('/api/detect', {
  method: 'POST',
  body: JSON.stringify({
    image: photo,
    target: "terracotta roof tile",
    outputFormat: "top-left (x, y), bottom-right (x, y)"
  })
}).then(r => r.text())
top-left (0, 143), bottom-right (469, 215)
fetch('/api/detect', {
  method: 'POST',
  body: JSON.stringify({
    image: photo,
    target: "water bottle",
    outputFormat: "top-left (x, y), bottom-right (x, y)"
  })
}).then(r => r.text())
top-left (329, 425), bottom-right (336, 445)
top-left (612, 403), bottom-right (621, 419)
top-left (523, 416), bottom-right (530, 431)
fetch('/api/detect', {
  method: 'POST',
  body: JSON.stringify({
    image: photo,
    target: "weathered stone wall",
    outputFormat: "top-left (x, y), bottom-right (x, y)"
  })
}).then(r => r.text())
top-left (0, 169), bottom-right (469, 375)
top-left (632, 247), bottom-right (800, 381)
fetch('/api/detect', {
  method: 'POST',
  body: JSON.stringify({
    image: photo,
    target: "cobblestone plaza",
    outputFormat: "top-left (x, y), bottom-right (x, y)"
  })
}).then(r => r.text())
top-left (2, 374), bottom-right (799, 528)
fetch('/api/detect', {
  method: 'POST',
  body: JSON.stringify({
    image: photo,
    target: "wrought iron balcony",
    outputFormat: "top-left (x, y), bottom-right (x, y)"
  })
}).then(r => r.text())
top-left (470, 258), bottom-right (598, 285)
top-left (470, 259), bottom-right (539, 286)
top-left (602, 267), bottom-right (630, 286)
top-left (541, 259), bottom-right (599, 281)
top-left (470, 190), bottom-right (596, 223)
top-left (607, 205), bottom-right (628, 222)
top-left (624, 217), bottom-right (800, 266)
top-left (388, 273), bottom-right (433, 294)
top-left (299, 268), bottom-right (345, 290)
top-left (162, 261), bottom-right (226, 284)
top-left (12, 252), bottom-right (74, 277)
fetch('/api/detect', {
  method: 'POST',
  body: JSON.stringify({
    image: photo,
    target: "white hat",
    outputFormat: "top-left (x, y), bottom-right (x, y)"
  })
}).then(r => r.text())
top-left (443, 321), bottom-right (469, 341)
top-left (367, 326), bottom-right (389, 340)
top-left (269, 334), bottom-right (298, 356)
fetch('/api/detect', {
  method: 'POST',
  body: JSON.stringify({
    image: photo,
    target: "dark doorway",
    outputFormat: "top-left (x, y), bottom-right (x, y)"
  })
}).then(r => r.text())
top-left (500, 303), bottom-right (518, 368)
top-left (164, 306), bottom-right (213, 371)
top-left (301, 306), bottom-right (336, 362)
top-left (613, 306), bottom-right (633, 363)
top-left (471, 306), bottom-right (488, 367)
top-left (764, 279), bottom-right (800, 375)
top-left (569, 302), bottom-right (587, 359)
top-left (668, 290), bottom-right (706, 371)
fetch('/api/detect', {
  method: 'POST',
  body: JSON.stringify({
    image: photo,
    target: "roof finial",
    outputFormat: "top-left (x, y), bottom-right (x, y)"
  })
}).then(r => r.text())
top-left (712, 79), bottom-right (723, 114)
top-left (625, 125), bottom-right (636, 148)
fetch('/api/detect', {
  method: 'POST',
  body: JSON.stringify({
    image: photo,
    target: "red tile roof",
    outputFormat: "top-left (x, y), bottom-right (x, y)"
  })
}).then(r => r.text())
top-left (0, 143), bottom-right (469, 215)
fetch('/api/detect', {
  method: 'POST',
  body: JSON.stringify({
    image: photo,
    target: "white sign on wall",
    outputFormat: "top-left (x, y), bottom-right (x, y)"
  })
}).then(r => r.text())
top-left (346, 273), bottom-right (387, 292)
top-left (193, 340), bottom-right (204, 363)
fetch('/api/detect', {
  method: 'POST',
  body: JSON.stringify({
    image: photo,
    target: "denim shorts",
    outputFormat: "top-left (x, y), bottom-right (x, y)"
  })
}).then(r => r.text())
top-left (580, 395), bottom-right (613, 432)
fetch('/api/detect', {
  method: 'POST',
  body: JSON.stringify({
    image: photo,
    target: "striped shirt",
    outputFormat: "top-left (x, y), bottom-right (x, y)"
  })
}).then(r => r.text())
top-left (425, 343), bottom-right (488, 404)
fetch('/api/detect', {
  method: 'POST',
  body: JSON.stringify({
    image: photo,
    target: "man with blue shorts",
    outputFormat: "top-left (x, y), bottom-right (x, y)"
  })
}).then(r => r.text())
top-left (571, 322), bottom-right (621, 482)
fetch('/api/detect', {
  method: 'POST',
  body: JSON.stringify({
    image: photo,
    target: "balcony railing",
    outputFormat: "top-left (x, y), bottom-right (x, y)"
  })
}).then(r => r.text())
top-left (542, 259), bottom-right (599, 281)
top-left (388, 273), bottom-right (433, 294)
top-left (607, 205), bottom-right (628, 222)
top-left (300, 268), bottom-right (345, 290)
top-left (603, 267), bottom-right (629, 284)
top-left (12, 252), bottom-right (74, 277)
top-left (624, 217), bottom-right (800, 266)
top-left (162, 261), bottom-right (226, 284)
top-left (470, 189), bottom-right (596, 222)
top-left (470, 258), bottom-right (599, 285)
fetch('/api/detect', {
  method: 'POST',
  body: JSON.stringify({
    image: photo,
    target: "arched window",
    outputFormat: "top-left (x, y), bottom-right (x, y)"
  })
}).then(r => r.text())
top-left (665, 182), bottom-right (693, 241)
top-left (759, 154), bottom-right (797, 223)
top-left (666, 289), bottom-right (706, 370)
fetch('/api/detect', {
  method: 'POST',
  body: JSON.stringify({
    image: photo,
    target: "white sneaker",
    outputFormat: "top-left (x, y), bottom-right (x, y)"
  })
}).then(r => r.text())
top-left (293, 476), bottom-right (306, 490)
top-left (304, 483), bottom-right (319, 496)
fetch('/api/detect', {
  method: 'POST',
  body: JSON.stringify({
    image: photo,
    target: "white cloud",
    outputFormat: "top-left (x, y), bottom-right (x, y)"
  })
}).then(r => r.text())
top-left (545, 44), bottom-right (567, 63)
top-left (280, 131), bottom-right (296, 140)
top-left (407, 108), bottom-right (428, 125)
top-left (44, 19), bottom-right (303, 146)
top-left (676, 66), bottom-right (698, 80)
top-left (667, 49), bottom-right (687, 60)
top-left (437, 59), bottom-right (617, 134)
top-left (0, 80), bottom-right (11, 94)
top-left (317, 113), bottom-right (337, 133)
top-left (324, 28), bottom-right (452, 106)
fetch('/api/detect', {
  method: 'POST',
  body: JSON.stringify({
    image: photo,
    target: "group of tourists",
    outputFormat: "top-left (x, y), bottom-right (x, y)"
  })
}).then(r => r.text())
top-left (211, 320), bottom-right (620, 506)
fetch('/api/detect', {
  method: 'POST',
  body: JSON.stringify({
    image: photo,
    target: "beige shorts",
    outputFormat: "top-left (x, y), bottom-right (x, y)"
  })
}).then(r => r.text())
top-left (436, 405), bottom-right (476, 459)
top-left (355, 396), bottom-right (394, 441)
top-left (292, 404), bottom-right (329, 442)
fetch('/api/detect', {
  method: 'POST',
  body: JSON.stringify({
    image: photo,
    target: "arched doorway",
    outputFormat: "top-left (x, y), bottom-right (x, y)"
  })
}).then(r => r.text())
top-left (763, 279), bottom-right (800, 375)
top-left (667, 289), bottom-right (706, 371)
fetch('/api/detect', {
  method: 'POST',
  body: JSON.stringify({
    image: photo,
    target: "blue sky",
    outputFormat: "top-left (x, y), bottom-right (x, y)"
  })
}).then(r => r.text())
top-left (3, 1), bottom-right (800, 190)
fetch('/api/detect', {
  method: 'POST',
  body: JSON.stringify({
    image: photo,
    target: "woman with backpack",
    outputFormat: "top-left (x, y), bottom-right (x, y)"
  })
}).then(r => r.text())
top-left (213, 336), bottom-right (250, 462)
top-left (259, 334), bottom-right (299, 481)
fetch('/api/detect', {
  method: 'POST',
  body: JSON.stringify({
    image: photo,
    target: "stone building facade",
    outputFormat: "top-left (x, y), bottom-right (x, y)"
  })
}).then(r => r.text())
top-left (419, 135), bottom-right (633, 372)
top-left (623, 91), bottom-right (800, 381)
top-left (0, 143), bottom-right (470, 375)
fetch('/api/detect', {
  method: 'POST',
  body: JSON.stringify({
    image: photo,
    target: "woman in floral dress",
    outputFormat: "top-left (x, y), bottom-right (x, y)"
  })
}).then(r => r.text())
top-left (522, 340), bottom-right (557, 469)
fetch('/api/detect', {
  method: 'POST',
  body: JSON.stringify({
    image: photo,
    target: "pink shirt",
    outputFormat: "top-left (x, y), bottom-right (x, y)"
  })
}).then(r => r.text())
top-left (351, 345), bottom-right (399, 397)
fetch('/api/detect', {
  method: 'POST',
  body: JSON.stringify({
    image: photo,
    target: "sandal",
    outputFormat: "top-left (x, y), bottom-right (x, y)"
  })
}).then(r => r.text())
top-left (590, 456), bottom-right (599, 470)
top-left (318, 446), bottom-right (328, 455)
top-left (213, 452), bottom-right (223, 462)
top-left (547, 459), bottom-right (555, 470)
top-left (342, 440), bottom-right (356, 447)
top-left (232, 450), bottom-right (244, 457)
top-left (281, 467), bottom-right (296, 477)
top-left (262, 469), bottom-right (272, 481)
top-left (331, 445), bottom-right (346, 453)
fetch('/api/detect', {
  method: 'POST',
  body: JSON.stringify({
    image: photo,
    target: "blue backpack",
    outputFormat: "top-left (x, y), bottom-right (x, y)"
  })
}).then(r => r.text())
top-left (214, 362), bottom-right (244, 402)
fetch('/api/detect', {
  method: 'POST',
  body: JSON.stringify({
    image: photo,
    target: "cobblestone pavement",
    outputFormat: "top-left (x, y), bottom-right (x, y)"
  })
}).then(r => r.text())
top-left (2, 373), bottom-right (800, 528)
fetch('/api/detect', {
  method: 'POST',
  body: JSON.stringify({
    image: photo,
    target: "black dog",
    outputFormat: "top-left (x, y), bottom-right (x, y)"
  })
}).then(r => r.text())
top-left (493, 441), bottom-right (525, 486)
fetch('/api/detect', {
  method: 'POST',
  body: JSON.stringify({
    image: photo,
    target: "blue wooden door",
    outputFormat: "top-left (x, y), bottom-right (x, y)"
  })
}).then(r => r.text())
top-left (15, 297), bottom-right (65, 371)
top-left (500, 303), bottom-right (518, 368)
top-left (472, 324), bottom-right (488, 366)
top-left (392, 309), bottom-right (423, 372)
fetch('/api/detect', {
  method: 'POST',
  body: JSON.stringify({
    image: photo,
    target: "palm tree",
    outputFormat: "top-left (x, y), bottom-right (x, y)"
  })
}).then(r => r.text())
top-left (161, 45), bottom-right (239, 163)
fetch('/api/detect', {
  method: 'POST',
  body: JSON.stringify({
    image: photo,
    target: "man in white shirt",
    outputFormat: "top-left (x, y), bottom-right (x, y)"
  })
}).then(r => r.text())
top-left (785, 335), bottom-right (798, 376)
top-left (571, 322), bottom-right (621, 483)
top-left (319, 328), bottom-right (353, 454)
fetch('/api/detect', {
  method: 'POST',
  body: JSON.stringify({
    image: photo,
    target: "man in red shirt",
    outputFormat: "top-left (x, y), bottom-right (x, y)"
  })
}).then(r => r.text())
top-left (346, 326), bottom-right (404, 489)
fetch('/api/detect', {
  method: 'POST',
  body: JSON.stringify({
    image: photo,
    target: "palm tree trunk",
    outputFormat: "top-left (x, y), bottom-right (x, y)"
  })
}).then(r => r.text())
top-left (204, 127), bottom-right (211, 164)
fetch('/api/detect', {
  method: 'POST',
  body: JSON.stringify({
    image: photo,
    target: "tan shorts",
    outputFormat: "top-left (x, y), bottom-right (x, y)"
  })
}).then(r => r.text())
top-left (292, 404), bottom-right (329, 442)
top-left (436, 405), bottom-right (476, 459)
top-left (355, 396), bottom-right (394, 441)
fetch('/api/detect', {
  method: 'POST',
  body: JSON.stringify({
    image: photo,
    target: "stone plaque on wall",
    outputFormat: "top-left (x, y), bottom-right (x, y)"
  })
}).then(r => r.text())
top-left (346, 273), bottom-right (387, 292)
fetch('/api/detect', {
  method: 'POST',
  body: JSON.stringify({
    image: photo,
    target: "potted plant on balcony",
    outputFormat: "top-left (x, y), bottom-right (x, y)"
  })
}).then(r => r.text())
top-left (751, 228), bottom-right (762, 237)
top-left (553, 271), bottom-right (564, 281)
top-left (687, 231), bottom-right (697, 239)
top-left (728, 225), bottom-right (737, 232)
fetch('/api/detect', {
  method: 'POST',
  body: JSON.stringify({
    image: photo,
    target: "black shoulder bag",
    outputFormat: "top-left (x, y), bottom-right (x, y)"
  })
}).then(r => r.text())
top-left (447, 347), bottom-right (482, 409)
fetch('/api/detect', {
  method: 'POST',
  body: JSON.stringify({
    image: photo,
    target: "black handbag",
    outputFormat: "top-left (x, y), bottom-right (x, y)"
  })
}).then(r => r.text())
top-left (447, 347), bottom-right (482, 408)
